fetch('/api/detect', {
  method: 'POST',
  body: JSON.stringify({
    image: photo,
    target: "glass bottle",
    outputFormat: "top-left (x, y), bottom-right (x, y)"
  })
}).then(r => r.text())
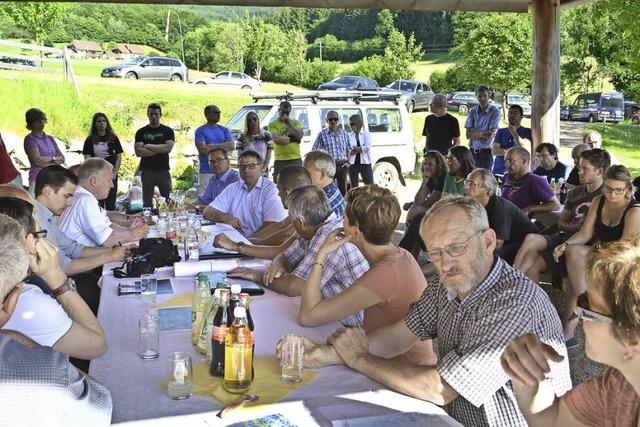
top-left (239, 293), bottom-right (255, 381)
top-left (191, 275), bottom-right (210, 345)
top-left (210, 289), bottom-right (231, 377)
top-left (227, 283), bottom-right (242, 322)
top-left (196, 288), bottom-right (219, 355)
top-left (223, 306), bottom-right (254, 393)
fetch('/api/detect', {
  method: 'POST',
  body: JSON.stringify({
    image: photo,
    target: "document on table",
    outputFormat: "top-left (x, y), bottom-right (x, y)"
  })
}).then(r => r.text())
top-left (158, 306), bottom-right (192, 331)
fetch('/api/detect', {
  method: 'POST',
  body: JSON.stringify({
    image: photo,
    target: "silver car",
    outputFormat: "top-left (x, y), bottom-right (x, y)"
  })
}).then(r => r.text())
top-left (192, 71), bottom-right (261, 90)
top-left (101, 56), bottom-right (188, 81)
top-left (386, 80), bottom-right (434, 113)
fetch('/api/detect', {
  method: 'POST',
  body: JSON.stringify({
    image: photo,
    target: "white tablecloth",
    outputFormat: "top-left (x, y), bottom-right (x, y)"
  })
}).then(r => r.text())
top-left (90, 262), bottom-right (460, 426)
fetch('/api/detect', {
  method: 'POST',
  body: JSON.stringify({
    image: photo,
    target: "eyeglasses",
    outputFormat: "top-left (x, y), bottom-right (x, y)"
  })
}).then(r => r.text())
top-left (327, 117), bottom-right (339, 122)
top-left (280, 110), bottom-right (291, 115)
top-left (603, 185), bottom-right (626, 195)
top-left (576, 293), bottom-right (613, 324)
top-left (29, 229), bottom-right (47, 239)
top-left (238, 163), bottom-right (260, 170)
top-left (426, 229), bottom-right (485, 262)
top-left (464, 180), bottom-right (483, 189)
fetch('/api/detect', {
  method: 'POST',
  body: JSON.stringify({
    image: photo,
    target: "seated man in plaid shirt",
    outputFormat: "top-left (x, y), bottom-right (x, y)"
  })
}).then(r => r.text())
top-left (322, 196), bottom-right (571, 426)
top-left (229, 185), bottom-right (368, 327)
top-left (312, 110), bottom-right (350, 195)
top-left (304, 150), bottom-right (345, 217)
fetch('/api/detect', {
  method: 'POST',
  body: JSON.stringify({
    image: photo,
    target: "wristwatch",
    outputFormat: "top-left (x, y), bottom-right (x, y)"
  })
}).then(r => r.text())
top-left (235, 241), bottom-right (245, 253)
top-left (51, 277), bottom-right (77, 298)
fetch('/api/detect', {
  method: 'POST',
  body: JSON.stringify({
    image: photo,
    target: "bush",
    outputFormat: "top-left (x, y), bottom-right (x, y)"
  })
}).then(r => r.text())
top-left (303, 58), bottom-right (339, 89)
top-left (429, 66), bottom-right (476, 94)
top-left (118, 153), bottom-right (138, 180)
top-left (348, 55), bottom-right (385, 83)
top-left (148, 50), bottom-right (161, 57)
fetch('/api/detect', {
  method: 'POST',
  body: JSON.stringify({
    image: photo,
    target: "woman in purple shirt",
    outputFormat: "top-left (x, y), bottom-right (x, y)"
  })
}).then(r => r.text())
top-left (23, 108), bottom-right (65, 193)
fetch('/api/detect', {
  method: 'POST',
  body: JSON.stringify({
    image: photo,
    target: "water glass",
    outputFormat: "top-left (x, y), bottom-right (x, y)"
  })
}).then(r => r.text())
top-left (142, 207), bottom-right (152, 224)
top-left (281, 334), bottom-right (304, 383)
top-left (140, 274), bottom-right (157, 304)
top-left (167, 351), bottom-right (193, 400)
top-left (139, 313), bottom-right (160, 360)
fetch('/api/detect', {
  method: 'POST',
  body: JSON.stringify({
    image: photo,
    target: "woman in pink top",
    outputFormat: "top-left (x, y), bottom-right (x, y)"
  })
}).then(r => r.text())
top-left (23, 108), bottom-right (65, 193)
top-left (297, 185), bottom-right (436, 366)
top-left (501, 236), bottom-right (640, 427)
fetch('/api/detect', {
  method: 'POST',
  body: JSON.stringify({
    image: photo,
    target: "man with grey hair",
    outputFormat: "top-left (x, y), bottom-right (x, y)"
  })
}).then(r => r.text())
top-left (501, 146), bottom-right (561, 215)
top-left (0, 214), bottom-right (113, 425)
top-left (326, 196), bottom-right (571, 426)
top-left (304, 150), bottom-right (345, 217)
top-left (228, 185), bottom-right (368, 327)
top-left (422, 94), bottom-right (460, 156)
top-left (60, 158), bottom-right (149, 247)
top-left (464, 168), bottom-right (538, 264)
top-left (313, 110), bottom-right (350, 195)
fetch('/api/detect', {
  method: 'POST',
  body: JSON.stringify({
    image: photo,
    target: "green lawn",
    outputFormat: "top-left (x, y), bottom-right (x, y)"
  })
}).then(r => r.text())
top-left (586, 122), bottom-right (640, 177)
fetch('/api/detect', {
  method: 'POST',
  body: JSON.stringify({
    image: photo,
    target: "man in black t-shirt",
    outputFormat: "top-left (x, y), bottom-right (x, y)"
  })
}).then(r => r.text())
top-left (134, 103), bottom-right (175, 208)
top-left (464, 168), bottom-right (538, 265)
top-left (533, 143), bottom-right (568, 182)
top-left (422, 94), bottom-right (460, 156)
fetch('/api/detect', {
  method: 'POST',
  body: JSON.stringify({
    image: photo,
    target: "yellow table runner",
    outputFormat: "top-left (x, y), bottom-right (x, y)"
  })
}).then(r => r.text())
top-left (156, 291), bottom-right (193, 308)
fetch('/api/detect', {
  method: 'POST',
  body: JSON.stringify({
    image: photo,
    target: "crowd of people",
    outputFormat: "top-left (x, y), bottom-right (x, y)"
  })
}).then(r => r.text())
top-left (0, 86), bottom-right (639, 426)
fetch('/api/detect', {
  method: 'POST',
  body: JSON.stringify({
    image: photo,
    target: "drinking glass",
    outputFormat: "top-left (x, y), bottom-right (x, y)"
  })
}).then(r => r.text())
top-left (167, 351), bottom-right (193, 400)
top-left (140, 274), bottom-right (157, 304)
top-left (139, 313), bottom-right (160, 360)
top-left (281, 334), bottom-right (304, 383)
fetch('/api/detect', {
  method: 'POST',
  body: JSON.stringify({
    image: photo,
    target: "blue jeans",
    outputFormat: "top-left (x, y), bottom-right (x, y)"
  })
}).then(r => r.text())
top-left (349, 164), bottom-right (373, 188)
top-left (472, 148), bottom-right (493, 171)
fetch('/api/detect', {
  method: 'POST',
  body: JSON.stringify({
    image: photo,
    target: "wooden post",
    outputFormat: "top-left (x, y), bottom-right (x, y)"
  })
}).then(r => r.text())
top-left (531, 0), bottom-right (560, 151)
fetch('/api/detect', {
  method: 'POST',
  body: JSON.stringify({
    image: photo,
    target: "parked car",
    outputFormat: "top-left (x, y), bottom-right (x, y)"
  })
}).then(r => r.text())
top-left (560, 104), bottom-right (571, 121)
top-left (446, 92), bottom-right (477, 114)
top-left (624, 100), bottom-right (640, 120)
top-left (225, 92), bottom-right (415, 191)
top-left (101, 56), bottom-right (188, 81)
top-left (192, 71), bottom-right (261, 91)
top-left (0, 56), bottom-right (36, 68)
top-left (385, 79), bottom-right (434, 113)
top-left (505, 92), bottom-right (531, 117)
top-left (568, 91), bottom-right (624, 123)
top-left (318, 76), bottom-right (380, 91)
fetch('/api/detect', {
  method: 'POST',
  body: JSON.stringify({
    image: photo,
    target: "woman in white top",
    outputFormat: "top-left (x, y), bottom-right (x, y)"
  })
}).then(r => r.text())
top-left (347, 114), bottom-right (373, 188)
top-left (237, 111), bottom-right (272, 177)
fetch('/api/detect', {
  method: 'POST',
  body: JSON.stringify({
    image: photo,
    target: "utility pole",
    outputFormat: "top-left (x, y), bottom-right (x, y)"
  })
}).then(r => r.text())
top-left (166, 10), bottom-right (186, 67)
top-left (318, 41), bottom-right (323, 62)
top-left (196, 48), bottom-right (200, 71)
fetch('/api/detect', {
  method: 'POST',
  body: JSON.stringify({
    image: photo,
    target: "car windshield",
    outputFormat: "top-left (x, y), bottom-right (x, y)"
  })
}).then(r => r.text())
top-left (331, 76), bottom-right (358, 84)
top-left (602, 95), bottom-right (623, 108)
top-left (225, 105), bottom-right (272, 134)
top-left (124, 57), bottom-right (145, 65)
top-left (508, 95), bottom-right (526, 104)
top-left (387, 81), bottom-right (416, 92)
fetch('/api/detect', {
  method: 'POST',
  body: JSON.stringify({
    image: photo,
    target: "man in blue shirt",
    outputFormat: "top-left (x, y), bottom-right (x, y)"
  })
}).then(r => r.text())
top-left (465, 85), bottom-right (501, 171)
top-left (492, 105), bottom-right (532, 175)
top-left (190, 148), bottom-right (240, 211)
top-left (313, 110), bottom-right (350, 195)
top-left (194, 105), bottom-right (235, 195)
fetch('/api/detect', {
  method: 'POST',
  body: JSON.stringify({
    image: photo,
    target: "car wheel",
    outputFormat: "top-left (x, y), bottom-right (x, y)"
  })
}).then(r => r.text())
top-left (373, 161), bottom-right (399, 192)
top-left (588, 115), bottom-right (595, 123)
top-left (171, 74), bottom-right (182, 82)
top-left (195, 81), bottom-right (206, 85)
top-left (407, 101), bottom-right (415, 113)
top-left (125, 72), bottom-right (138, 79)
top-left (458, 104), bottom-right (469, 114)
top-left (241, 85), bottom-right (252, 90)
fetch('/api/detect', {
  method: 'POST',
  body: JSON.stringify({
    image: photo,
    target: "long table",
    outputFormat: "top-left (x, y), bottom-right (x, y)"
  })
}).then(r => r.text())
top-left (90, 261), bottom-right (461, 426)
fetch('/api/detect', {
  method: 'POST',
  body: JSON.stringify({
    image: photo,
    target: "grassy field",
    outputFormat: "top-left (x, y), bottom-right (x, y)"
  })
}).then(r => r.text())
top-left (586, 122), bottom-right (640, 177)
top-left (338, 52), bottom-right (455, 84)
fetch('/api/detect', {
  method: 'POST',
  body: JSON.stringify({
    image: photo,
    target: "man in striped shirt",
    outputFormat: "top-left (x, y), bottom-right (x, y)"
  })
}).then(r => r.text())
top-left (312, 111), bottom-right (350, 195)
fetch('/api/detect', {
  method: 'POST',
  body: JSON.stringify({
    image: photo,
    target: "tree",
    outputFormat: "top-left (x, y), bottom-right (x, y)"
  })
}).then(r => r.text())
top-left (375, 10), bottom-right (395, 38)
top-left (2, 2), bottom-right (67, 46)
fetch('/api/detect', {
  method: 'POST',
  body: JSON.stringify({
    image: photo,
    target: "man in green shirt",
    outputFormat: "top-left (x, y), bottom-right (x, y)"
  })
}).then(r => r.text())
top-left (268, 101), bottom-right (304, 182)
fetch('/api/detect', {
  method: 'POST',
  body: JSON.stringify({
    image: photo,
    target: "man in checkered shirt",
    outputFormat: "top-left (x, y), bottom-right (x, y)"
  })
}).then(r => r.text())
top-left (312, 111), bottom-right (350, 195)
top-left (329, 196), bottom-right (571, 426)
top-left (229, 185), bottom-right (367, 327)
top-left (0, 214), bottom-right (112, 426)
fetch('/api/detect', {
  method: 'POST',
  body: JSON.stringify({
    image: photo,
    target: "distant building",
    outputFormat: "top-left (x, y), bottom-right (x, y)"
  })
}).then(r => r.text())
top-left (111, 43), bottom-right (145, 59)
top-left (67, 40), bottom-right (104, 58)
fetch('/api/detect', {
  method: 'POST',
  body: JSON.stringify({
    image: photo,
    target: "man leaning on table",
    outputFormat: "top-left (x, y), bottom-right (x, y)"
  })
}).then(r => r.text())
top-left (0, 213), bottom-right (112, 426)
top-left (297, 197), bottom-right (571, 426)
top-left (59, 158), bottom-right (149, 248)
top-left (228, 185), bottom-right (368, 327)
top-left (203, 150), bottom-right (286, 236)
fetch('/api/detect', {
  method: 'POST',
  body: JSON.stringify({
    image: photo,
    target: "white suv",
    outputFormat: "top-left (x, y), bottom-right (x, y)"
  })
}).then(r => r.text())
top-left (224, 92), bottom-right (416, 191)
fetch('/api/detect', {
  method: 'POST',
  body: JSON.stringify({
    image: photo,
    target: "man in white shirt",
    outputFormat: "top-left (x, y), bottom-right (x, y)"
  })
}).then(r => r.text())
top-left (0, 197), bottom-right (107, 360)
top-left (59, 158), bottom-right (149, 247)
top-left (0, 213), bottom-right (112, 426)
top-left (203, 150), bottom-right (286, 236)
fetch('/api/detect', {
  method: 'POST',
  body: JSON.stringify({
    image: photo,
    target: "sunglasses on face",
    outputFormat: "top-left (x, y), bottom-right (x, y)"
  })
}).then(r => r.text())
top-left (210, 110), bottom-right (221, 114)
top-left (327, 117), bottom-right (339, 122)
top-left (576, 293), bottom-right (613, 324)
top-left (30, 230), bottom-right (47, 239)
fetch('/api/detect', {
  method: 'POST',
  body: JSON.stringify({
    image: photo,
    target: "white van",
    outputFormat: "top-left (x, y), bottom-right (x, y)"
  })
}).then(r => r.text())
top-left (224, 91), bottom-right (416, 191)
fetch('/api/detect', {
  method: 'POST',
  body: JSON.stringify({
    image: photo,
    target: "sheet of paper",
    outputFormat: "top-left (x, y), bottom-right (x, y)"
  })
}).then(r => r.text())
top-left (173, 259), bottom-right (240, 277)
top-left (157, 306), bottom-right (192, 331)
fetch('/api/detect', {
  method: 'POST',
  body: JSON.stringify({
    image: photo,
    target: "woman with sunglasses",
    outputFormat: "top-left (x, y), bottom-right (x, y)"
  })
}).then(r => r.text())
top-left (346, 114), bottom-right (373, 188)
top-left (442, 145), bottom-right (475, 196)
top-left (23, 108), bottom-right (65, 194)
top-left (399, 150), bottom-right (448, 258)
top-left (501, 236), bottom-right (640, 426)
top-left (83, 113), bottom-right (123, 210)
top-left (237, 111), bottom-right (272, 177)
top-left (553, 165), bottom-right (640, 344)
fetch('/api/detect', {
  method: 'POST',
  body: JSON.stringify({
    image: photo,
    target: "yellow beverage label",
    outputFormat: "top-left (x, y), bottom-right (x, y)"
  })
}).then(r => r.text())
top-left (191, 312), bottom-right (204, 343)
top-left (224, 343), bottom-right (253, 382)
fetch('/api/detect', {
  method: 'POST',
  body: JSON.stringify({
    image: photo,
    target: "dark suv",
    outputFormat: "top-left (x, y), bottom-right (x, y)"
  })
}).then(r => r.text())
top-left (446, 92), bottom-right (478, 114)
top-left (318, 76), bottom-right (380, 91)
